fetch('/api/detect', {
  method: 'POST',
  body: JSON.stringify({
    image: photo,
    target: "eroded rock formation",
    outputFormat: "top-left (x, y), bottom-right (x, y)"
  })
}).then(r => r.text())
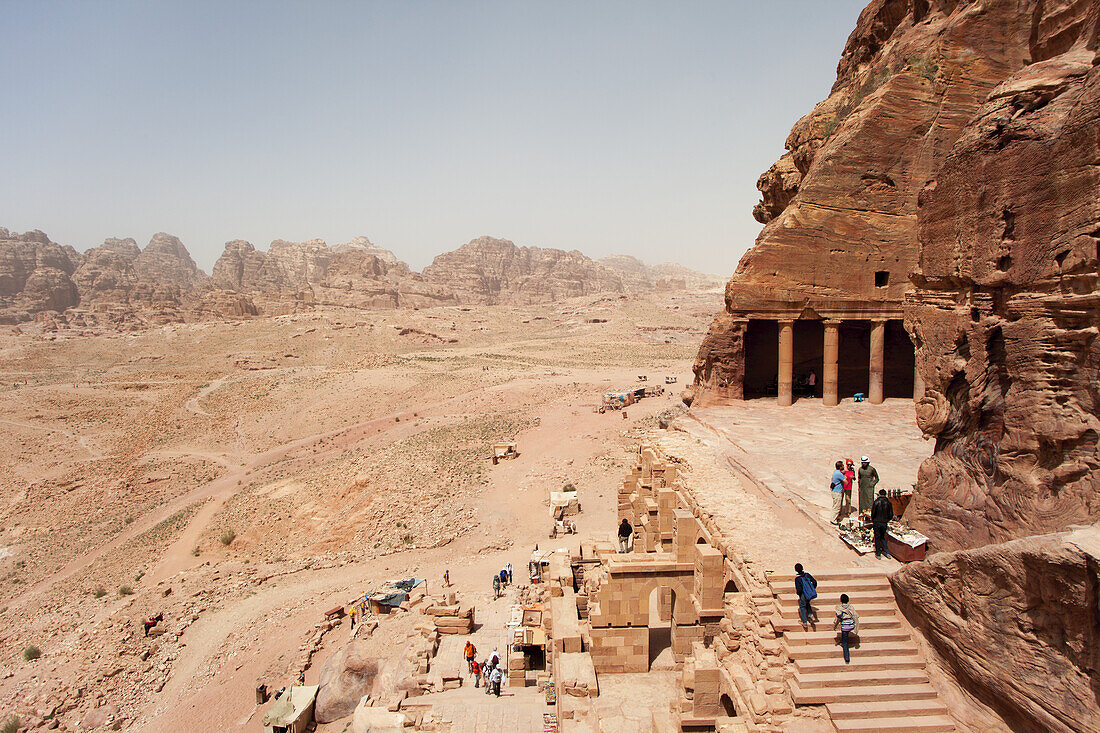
top-left (687, 2), bottom-right (1100, 729)
top-left (599, 255), bottom-right (723, 293)
top-left (904, 21), bottom-right (1100, 552)
top-left (314, 640), bottom-right (380, 723)
top-left (892, 528), bottom-right (1100, 733)
top-left (0, 229), bottom-right (80, 323)
top-left (3, 228), bottom-right (718, 326)
top-left (692, 0), bottom-right (1054, 401)
top-left (420, 236), bottom-right (623, 305)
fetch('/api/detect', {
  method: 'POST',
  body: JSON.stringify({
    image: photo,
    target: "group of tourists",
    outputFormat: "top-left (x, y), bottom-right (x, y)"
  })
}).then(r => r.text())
top-left (491, 563), bottom-right (513, 598)
top-left (829, 455), bottom-right (895, 558)
top-left (465, 642), bottom-right (503, 695)
top-left (793, 564), bottom-right (861, 664)
top-left (829, 455), bottom-right (880, 522)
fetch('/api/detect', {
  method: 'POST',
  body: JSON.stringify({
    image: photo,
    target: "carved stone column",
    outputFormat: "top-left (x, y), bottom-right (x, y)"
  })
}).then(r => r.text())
top-left (778, 320), bottom-right (794, 406)
top-left (869, 319), bottom-right (886, 404)
top-left (823, 320), bottom-right (840, 406)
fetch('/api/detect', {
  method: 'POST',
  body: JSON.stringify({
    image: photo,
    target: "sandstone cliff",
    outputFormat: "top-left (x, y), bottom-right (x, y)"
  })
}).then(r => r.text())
top-left (420, 236), bottom-right (623, 305)
top-left (692, 0), bottom-right (1049, 399)
top-left (905, 19), bottom-right (1100, 551)
top-left (73, 233), bottom-right (207, 312)
top-left (0, 229), bottom-right (80, 323)
top-left (686, 2), bottom-right (1100, 729)
top-left (210, 237), bottom-right (457, 313)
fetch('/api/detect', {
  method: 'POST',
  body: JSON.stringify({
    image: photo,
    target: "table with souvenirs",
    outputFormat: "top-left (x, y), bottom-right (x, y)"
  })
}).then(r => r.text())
top-left (836, 490), bottom-right (929, 561)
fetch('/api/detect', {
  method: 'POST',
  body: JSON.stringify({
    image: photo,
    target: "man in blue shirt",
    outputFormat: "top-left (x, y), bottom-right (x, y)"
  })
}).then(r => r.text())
top-left (830, 460), bottom-right (845, 525)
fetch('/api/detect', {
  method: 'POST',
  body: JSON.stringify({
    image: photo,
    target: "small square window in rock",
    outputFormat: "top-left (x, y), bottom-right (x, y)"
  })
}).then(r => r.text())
top-left (874, 271), bottom-right (890, 287)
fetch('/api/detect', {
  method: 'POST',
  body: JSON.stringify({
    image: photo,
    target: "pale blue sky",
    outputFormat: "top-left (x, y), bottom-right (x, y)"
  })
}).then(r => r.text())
top-left (0, 1), bottom-right (866, 274)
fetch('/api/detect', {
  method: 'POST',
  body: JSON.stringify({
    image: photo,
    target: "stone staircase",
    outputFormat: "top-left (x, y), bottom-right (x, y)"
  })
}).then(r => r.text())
top-left (765, 568), bottom-right (955, 733)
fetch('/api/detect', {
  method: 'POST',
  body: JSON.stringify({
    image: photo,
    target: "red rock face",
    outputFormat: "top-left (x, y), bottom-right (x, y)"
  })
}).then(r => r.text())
top-left (891, 528), bottom-right (1100, 732)
top-left (905, 38), bottom-right (1100, 551)
top-left (0, 229), bottom-right (80, 322)
top-left (692, 0), bottom-right (1041, 393)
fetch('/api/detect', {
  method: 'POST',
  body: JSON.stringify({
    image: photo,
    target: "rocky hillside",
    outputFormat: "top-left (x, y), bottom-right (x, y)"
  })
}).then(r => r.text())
top-left (1, 231), bottom-right (719, 326)
top-left (419, 236), bottom-right (624, 305)
top-left (0, 229), bottom-right (80, 322)
top-left (599, 255), bottom-right (723, 292)
top-left (688, 1), bottom-right (1100, 729)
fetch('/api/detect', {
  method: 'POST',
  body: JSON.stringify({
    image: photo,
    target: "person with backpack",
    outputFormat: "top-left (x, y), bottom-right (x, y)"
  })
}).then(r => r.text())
top-left (833, 593), bottom-right (860, 664)
top-left (794, 563), bottom-right (818, 629)
top-left (470, 658), bottom-right (481, 687)
top-left (464, 640), bottom-right (477, 672)
top-left (489, 664), bottom-right (503, 696)
top-left (492, 573), bottom-right (501, 598)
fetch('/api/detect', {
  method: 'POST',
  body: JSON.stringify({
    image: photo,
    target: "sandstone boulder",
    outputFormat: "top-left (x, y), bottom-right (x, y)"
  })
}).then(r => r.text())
top-left (892, 527), bottom-right (1100, 733)
top-left (315, 639), bottom-right (380, 723)
top-left (350, 701), bottom-right (405, 733)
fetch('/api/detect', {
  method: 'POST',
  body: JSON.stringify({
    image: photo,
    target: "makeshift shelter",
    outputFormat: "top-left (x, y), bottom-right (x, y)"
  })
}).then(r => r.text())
top-left (262, 685), bottom-right (317, 733)
top-left (550, 487), bottom-right (580, 518)
top-left (491, 441), bottom-right (518, 464)
top-left (353, 578), bottom-right (426, 615)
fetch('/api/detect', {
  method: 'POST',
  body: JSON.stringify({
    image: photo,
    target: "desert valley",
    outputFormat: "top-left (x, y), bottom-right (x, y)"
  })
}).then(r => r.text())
top-left (2, 1), bottom-right (1100, 733)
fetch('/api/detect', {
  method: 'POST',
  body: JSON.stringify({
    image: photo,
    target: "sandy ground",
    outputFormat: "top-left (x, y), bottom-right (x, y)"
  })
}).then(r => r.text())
top-left (0, 290), bottom-right (716, 731)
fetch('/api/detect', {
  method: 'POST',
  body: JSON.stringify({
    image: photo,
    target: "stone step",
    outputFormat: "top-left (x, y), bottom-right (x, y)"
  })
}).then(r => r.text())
top-left (827, 699), bottom-right (950, 720)
top-left (784, 640), bottom-right (918, 659)
top-left (832, 714), bottom-right (955, 732)
top-left (773, 616), bottom-right (901, 633)
top-left (790, 681), bottom-right (940, 705)
top-left (784, 628), bottom-right (911, 646)
top-left (767, 568), bottom-right (888, 583)
top-left (769, 577), bottom-right (892, 593)
top-left (795, 654), bottom-right (925, 674)
top-left (778, 598), bottom-right (897, 616)
top-left (776, 590), bottom-right (894, 605)
top-left (795, 669), bottom-right (929, 689)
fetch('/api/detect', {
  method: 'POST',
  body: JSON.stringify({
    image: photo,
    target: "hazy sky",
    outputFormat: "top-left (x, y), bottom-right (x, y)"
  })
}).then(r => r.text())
top-left (1, 1), bottom-right (866, 274)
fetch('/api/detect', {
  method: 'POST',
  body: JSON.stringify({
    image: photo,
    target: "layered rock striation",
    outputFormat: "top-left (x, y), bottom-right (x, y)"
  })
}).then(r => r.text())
top-left (904, 16), bottom-right (1100, 552)
top-left (892, 528), bottom-right (1100, 733)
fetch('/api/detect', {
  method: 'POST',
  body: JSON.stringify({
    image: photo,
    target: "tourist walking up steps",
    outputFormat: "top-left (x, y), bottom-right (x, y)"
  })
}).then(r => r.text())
top-left (830, 461), bottom-right (845, 524)
top-left (833, 593), bottom-right (860, 664)
top-left (506, 562), bottom-right (513, 584)
top-left (470, 659), bottom-right (481, 687)
top-left (492, 573), bottom-right (501, 598)
top-left (794, 563), bottom-right (818, 629)
top-left (490, 665), bottom-right (503, 696)
top-left (858, 456), bottom-right (880, 514)
top-left (618, 518), bottom-right (634, 553)
top-left (872, 489), bottom-right (894, 559)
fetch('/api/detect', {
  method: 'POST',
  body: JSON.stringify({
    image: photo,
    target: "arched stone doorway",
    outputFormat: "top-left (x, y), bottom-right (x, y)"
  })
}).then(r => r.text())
top-left (647, 586), bottom-right (678, 670)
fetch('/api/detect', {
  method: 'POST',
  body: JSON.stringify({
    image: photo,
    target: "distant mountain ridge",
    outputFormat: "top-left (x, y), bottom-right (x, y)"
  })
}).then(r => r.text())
top-left (0, 227), bottom-right (719, 328)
